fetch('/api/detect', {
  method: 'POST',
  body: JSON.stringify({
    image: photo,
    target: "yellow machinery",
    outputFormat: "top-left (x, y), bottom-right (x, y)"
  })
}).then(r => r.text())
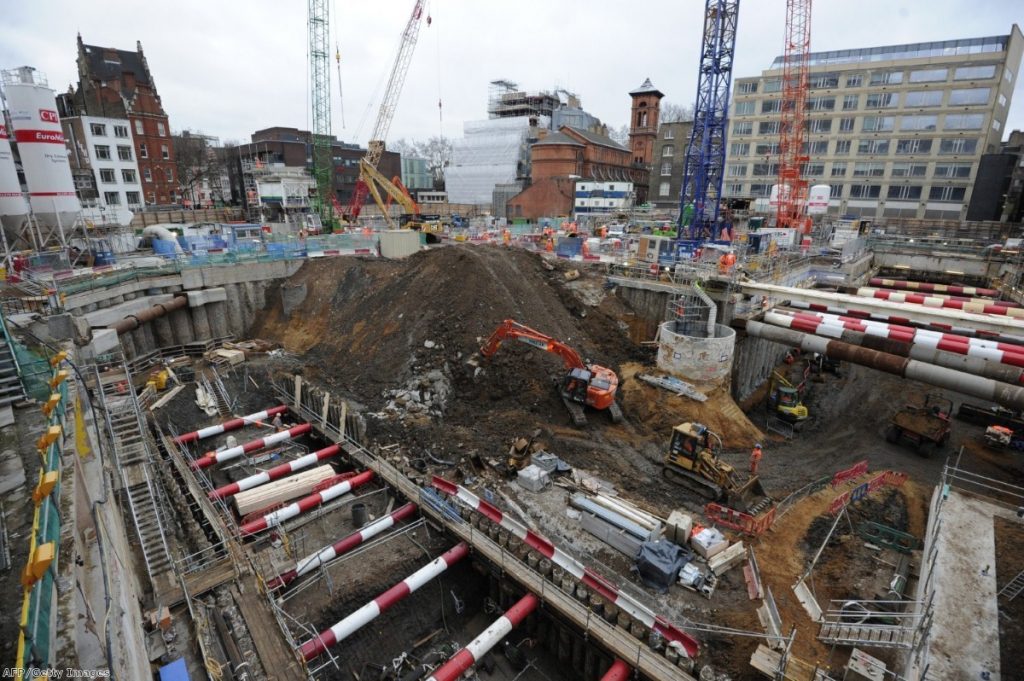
top-left (662, 422), bottom-right (772, 515)
top-left (359, 160), bottom-right (441, 243)
top-left (768, 371), bottom-right (809, 422)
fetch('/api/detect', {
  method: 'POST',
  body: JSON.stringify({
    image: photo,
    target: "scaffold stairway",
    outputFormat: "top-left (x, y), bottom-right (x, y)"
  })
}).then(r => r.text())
top-left (0, 312), bottom-right (26, 407)
top-left (209, 371), bottom-right (233, 417)
top-left (999, 569), bottom-right (1024, 602)
top-left (818, 622), bottom-right (914, 649)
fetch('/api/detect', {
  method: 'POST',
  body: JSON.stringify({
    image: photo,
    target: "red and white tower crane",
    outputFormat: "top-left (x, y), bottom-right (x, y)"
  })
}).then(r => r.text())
top-left (774, 0), bottom-right (812, 232)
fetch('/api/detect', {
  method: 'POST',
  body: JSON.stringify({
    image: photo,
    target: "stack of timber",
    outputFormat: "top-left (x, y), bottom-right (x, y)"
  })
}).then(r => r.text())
top-left (234, 465), bottom-right (336, 516)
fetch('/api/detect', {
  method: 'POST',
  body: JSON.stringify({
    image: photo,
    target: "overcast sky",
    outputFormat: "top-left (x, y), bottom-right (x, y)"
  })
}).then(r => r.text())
top-left (1, 1), bottom-right (1022, 146)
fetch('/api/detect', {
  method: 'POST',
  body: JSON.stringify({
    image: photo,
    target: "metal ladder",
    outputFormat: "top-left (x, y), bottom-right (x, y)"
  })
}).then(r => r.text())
top-left (0, 310), bottom-right (27, 407)
top-left (94, 353), bottom-right (174, 582)
top-left (999, 569), bottom-right (1024, 602)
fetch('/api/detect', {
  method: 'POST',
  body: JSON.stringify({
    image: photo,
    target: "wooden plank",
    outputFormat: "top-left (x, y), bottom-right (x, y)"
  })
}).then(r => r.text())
top-left (149, 384), bottom-right (185, 411)
top-left (233, 465), bottom-right (335, 516)
top-left (232, 581), bottom-right (303, 680)
top-left (182, 559), bottom-right (236, 597)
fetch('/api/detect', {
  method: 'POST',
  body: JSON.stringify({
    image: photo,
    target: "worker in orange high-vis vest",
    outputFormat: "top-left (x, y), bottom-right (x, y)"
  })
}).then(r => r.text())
top-left (750, 443), bottom-right (763, 475)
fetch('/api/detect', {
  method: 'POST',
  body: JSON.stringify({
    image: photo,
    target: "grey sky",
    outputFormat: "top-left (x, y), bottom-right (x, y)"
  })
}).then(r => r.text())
top-left (1, 1), bottom-right (1022, 146)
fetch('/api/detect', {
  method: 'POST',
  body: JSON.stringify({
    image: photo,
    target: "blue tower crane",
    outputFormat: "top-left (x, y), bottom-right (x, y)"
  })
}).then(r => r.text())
top-left (677, 0), bottom-right (740, 251)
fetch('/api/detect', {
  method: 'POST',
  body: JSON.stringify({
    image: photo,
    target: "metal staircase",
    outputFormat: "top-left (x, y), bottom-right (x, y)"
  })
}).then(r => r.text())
top-left (0, 311), bottom-right (27, 407)
top-left (94, 353), bottom-right (174, 585)
top-left (999, 569), bottom-right (1024, 602)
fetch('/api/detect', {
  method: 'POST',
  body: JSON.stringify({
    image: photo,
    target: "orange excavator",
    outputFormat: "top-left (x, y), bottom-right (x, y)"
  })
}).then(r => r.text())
top-left (479, 319), bottom-right (623, 426)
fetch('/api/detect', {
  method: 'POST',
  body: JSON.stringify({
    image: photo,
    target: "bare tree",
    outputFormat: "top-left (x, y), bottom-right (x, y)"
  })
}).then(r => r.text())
top-left (660, 102), bottom-right (695, 123)
top-left (609, 124), bottom-right (631, 147)
top-left (173, 130), bottom-right (228, 207)
top-left (386, 136), bottom-right (453, 188)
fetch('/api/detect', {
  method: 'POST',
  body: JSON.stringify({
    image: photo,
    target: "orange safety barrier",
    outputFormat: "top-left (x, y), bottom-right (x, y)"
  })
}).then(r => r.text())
top-left (828, 470), bottom-right (907, 515)
top-left (704, 503), bottom-right (777, 536)
top-left (831, 460), bottom-right (869, 488)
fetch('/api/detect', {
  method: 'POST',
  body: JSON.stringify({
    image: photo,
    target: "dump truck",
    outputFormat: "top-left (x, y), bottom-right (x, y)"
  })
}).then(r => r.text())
top-left (885, 393), bottom-right (952, 457)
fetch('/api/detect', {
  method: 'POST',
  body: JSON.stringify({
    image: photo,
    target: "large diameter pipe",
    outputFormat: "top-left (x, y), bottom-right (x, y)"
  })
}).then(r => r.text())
top-left (239, 469), bottom-right (375, 536)
top-left (862, 287), bottom-right (1017, 308)
top-left (192, 423), bottom-right (312, 470)
top-left (112, 294), bottom-right (188, 335)
top-left (299, 542), bottom-right (469, 661)
top-left (208, 444), bottom-right (342, 500)
top-left (175, 405), bottom-right (289, 444)
top-left (857, 287), bottom-right (1024, 318)
top-left (268, 502), bottom-right (419, 589)
top-left (744, 320), bottom-right (1024, 411)
top-left (870, 278), bottom-right (999, 299)
top-left (601, 660), bottom-right (631, 681)
top-left (425, 594), bottom-right (539, 681)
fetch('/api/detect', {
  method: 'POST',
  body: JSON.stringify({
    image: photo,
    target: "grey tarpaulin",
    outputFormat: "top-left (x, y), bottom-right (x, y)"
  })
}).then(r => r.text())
top-left (634, 540), bottom-right (691, 593)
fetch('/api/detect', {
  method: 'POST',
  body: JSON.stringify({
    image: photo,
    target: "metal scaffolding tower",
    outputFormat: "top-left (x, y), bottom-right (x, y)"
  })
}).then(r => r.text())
top-left (677, 0), bottom-right (740, 243)
top-left (309, 0), bottom-right (333, 226)
top-left (775, 0), bottom-right (813, 232)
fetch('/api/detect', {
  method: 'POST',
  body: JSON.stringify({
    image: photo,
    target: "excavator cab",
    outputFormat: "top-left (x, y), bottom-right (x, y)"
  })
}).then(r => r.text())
top-left (561, 368), bottom-right (592, 405)
top-left (768, 372), bottom-right (809, 422)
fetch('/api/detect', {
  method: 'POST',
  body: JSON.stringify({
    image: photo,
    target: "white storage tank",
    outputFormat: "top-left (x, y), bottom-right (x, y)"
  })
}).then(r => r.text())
top-left (0, 118), bottom-right (29, 238)
top-left (807, 184), bottom-right (831, 215)
top-left (1, 67), bottom-right (80, 231)
top-left (768, 183), bottom-right (790, 209)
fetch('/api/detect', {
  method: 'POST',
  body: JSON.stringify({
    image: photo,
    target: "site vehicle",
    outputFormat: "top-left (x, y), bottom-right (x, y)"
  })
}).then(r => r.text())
top-left (358, 160), bottom-right (442, 244)
top-left (768, 371), bottom-right (809, 422)
top-left (662, 422), bottom-right (773, 515)
top-left (479, 319), bottom-right (622, 426)
top-left (984, 425), bottom-right (1014, 449)
top-left (885, 393), bottom-right (952, 456)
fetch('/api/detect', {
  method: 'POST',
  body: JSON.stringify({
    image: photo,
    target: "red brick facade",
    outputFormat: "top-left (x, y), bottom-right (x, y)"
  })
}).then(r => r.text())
top-left (506, 177), bottom-right (576, 219)
top-left (628, 79), bottom-right (663, 204)
top-left (74, 35), bottom-right (177, 205)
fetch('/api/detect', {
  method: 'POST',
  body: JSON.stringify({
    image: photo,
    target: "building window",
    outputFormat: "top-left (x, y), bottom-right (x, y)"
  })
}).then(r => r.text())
top-left (126, 191), bottom-right (141, 206)
top-left (662, 145), bottom-right (674, 157)
top-left (862, 116), bottom-right (895, 132)
top-left (663, 128), bottom-right (675, 139)
top-left (135, 119), bottom-right (144, 135)
top-left (954, 64), bottom-right (996, 80)
top-left (802, 162), bottom-right (825, 176)
top-left (838, 117), bottom-right (855, 133)
top-left (830, 162), bottom-right (847, 177)
top-left (113, 125), bottom-right (128, 138)
top-left (161, 144), bottom-right (169, 160)
top-left (727, 164), bottom-right (748, 177)
top-left (993, 119), bottom-right (1002, 131)
top-left (909, 68), bottom-right (948, 83)
top-left (1005, 67), bottom-right (1014, 83)
top-left (730, 142), bottom-right (750, 156)
top-left (945, 113), bottom-right (984, 130)
top-left (866, 93), bottom-right (898, 109)
top-left (938, 138), bottom-right (978, 155)
top-left (807, 119), bottom-right (832, 133)
top-left (752, 163), bottom-right (778, 177)
top-left (165, 167), bottom-right (174, 182)
top-left (857, 139), bottom-right (890, 155)
top-left (948, 88), bottom-right (990, 106)
top-left (737, 82), bottom-right (758, 94)
top-left (121, 169), bottom-right (137, 184)
top-left (806, 96), bottom-right (835, 111)
top-left (905, 90), bottom-right (943, 107)
top-left (830, 184), bottom-right (843, 198)
top-left (869, 71), bottom-right (903, 86)
top-left (103, 191), bottom-right (121, 205)
top-left (763, 79), bottom-right (782, 93)
top-left (761, 99), bottom-right (781, 114)
top-left (849, 184), bottom-right (881, 199)
top-left (802, 141), bottom-right (829, 156)
top-left (734, 101), bottom-right (755, 115)
top-left (835, 140), bottom-right (852, 155)
top-left (933, 163), bottom-right (972, 178)
top-left (99, 168), bottom-right (116, 183)
top-left (661, 162), bottom-right (672, 176)
top-left (891, 162), bottom-right (927, 177)
top-left (94, 145), bottom-right (111, 160)
top-left (895, 138), bottom-right (932, 155)
top-left (733, 122), bottom-right (753, 136)
top-left (900, 115), bottom-right (938, 131)
top-left (928, 186), bottom-right (966, 202)
top-left (157, 122), bottom-right (166, 136)
top-left (90, 123), bottom-right (106, 136)
top-left (659, 182), bottom-right (671, 197)
top-left (140, 143), bottom-right (148, 158)
top-left (842, 94), bottom-right (859, 110)
top-left (853, 162), bottom-right (885, 177)
top-left (809, 73), bottom-right (839, 89)
top-left (755, 142), bottom-right (780, 156)
top-left (759, 121), bottom-right (780, 135)
top-left (998, 93), bottom-right (1008, 107)
top-left (746, 184), bottom-right (769, 197)
top-left (143, 168), bottom-right (152, 182)
top-left (887, 185), bottom-right (922, 200)
top-left (845, 74), bottom-right (863, 88)
top-left (117, 145), bottom-right (133, 161)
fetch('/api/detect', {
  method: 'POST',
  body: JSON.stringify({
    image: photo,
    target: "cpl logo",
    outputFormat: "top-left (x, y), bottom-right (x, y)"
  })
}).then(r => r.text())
top-left (39, 109), bottom-right (59, 123)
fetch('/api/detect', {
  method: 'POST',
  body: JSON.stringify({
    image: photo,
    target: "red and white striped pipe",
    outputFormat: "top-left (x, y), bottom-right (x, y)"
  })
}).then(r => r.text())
top-left (600, 660), bottom-right (631, 681)
top-left (856, 288), bottom-right (1024, 318)
top-left (870, 278), bottom-right (999, 299)
top-left (174, 405), bottom-right (289, 444)
top-left (866, 287), bottom-right (1016, 308)
top-left (770, 310), bottom-right (1024, 368)
top-left (239, 469), bottom-right (374, 536)
top-left (299, 542), bottom-right (468, 661)
top-left (786, 300), bottom-right (1024, 345)
top-left (431, 476), bottom-right (699, 658)
top-left (268, 502), bottom-right (418, 589)
top-left (425, 593), bottom-right (538, 681)
top-left (192, 423), bottom-right (312, 470)
top-left (208, 443), bottom-right (343, 500)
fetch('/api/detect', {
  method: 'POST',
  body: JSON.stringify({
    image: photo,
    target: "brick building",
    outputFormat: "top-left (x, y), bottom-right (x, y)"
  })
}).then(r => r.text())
top-left (70, 35), bottom-right (177, 205)
top-left (650, 120), bottom-right (695, 208)
top-left (628, 78), bottom-right (664, 203)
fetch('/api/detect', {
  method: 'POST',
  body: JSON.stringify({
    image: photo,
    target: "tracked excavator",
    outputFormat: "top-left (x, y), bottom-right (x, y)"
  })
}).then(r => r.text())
top-left (479, 319), bottom-right (623, 426)
top-left (662, 422), bottom-right (773, 515)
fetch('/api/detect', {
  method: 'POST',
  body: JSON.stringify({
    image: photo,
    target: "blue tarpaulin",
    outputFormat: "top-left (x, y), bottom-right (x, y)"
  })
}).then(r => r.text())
top-left (159, 658), bottom-right (190, 681)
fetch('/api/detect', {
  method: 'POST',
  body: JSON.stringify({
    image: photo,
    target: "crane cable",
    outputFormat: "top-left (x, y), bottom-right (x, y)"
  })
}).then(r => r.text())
top-left (332, 0), bottom-right (345, 129)
top-left (431, 2), bottom-right (443, 139)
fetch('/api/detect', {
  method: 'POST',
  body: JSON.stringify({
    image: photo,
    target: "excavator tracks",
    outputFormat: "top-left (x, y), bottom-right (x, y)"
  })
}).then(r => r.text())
top-left (607, 401), bottom-right (623, 424)
top-left (661, 463), bottom-right (723, 501)
top-left (561, 396), bottom-right (588, 427)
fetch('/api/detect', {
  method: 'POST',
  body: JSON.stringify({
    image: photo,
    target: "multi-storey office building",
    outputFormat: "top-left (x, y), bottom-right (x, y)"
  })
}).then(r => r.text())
top-left (725, 26), bottom-right (1023, 222)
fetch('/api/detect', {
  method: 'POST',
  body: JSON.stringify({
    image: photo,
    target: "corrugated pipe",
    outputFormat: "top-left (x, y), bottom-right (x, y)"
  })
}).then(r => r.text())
top-left (112, 294), bottom-right (188, 336)
top-left (743, 320), bottom-right (1024, 411)
top-left (693, 282), bottom-right (717, 337)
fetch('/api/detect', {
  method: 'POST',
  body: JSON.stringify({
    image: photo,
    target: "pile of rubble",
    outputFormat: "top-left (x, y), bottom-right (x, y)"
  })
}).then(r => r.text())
top-left (375, 364), bottom-right (452, 424)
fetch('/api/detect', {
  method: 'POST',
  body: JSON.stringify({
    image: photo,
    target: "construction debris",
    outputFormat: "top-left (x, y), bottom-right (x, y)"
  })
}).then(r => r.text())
top-left (636, 373), bottom-right (708, 402)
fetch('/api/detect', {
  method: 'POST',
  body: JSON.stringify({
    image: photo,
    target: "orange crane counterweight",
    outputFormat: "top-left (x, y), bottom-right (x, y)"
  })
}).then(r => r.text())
top-left (480, 320), bottom-right (622, 426)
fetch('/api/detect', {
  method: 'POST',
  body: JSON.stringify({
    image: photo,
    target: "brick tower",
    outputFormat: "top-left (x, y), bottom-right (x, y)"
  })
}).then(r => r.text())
top-left (628, 78), bottom-right (664, 203)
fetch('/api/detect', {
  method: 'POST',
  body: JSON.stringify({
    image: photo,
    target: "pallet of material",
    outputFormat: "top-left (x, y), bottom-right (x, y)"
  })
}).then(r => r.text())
top-left (233, 465), bottom-right (336, 516)
top-left (709, 540), bottom-right (745, 576)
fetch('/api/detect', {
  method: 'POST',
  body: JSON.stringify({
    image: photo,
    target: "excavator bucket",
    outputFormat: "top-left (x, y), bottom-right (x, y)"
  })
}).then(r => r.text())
top-left (725, 475), bottom-right (773, 516)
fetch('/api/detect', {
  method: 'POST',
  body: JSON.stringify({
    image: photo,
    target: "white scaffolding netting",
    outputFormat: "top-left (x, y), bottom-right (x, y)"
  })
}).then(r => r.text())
top-left (445, 115), bottom-right (549, 205)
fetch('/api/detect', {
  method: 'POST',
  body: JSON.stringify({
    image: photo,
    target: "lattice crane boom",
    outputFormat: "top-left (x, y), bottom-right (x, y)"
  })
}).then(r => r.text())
top-left (309, 0), bottom-right (333, 225)
top-left (775, 0), bottom-right (812, 232)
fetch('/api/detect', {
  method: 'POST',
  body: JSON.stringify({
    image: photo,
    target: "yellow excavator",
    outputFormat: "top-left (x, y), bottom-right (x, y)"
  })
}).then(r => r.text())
top-left (358, 160), bottom-right (441, 243)
top-left (662, 422), bottom-right (773, 515)
top-left (768, 371), bottom-right (809, 422)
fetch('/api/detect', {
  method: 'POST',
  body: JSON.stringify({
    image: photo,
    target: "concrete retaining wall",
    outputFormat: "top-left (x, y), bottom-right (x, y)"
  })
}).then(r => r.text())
top-left (731, 333), bottom-right (790, 403)
top-left (656, 322), bottom-right (736, 386)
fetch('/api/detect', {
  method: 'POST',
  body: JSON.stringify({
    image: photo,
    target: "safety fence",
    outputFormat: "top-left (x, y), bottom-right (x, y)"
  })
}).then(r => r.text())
top-left (15, 353), bottom-right (70, 676)
top-left (704, 503), bottom-right (777, 537)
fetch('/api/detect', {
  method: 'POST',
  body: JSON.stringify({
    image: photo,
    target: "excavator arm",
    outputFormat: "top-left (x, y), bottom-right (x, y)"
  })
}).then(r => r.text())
top-left (480, 319), bottom-right (586, 370)
top-left (384, 175), bottom-right (420, 219)
top-left (359, 160), bottom-right (421, 229)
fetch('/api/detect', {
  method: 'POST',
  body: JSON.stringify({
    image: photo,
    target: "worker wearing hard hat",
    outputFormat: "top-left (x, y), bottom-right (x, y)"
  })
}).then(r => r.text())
top-left (750, 443), bottom-right (763, 475)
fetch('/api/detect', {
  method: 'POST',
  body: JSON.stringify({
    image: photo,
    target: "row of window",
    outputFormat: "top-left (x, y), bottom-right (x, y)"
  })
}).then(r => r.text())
top-left (721, 182), bottom-right (967, 202)
top-left (725, 160), bottom-right (972, 179)
top-left (90, 120), bottom-right (167, 138)
top-left (100, 166), bottom-right (173, 184)
top-left (735, 63), bottom-right (1008, 94)
top-left (734, 87), bottom-right (998, 115)
top-left (729, 133), bottom-right (978, 157)
top-left (102, 190), bottom-right (142, 207)
top-left (733, 112), bottom-right (988, 136)
top-left (95, 142), bottom-right (170, 161)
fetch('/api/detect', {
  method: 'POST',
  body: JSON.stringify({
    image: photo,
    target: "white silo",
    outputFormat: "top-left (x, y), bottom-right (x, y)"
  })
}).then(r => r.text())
top-left (1, 67), bottom-right (80, 231)
top-left (807, 184), bottom-right (831, 215)
top-left (0, 118), bottom-right (29, 239)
